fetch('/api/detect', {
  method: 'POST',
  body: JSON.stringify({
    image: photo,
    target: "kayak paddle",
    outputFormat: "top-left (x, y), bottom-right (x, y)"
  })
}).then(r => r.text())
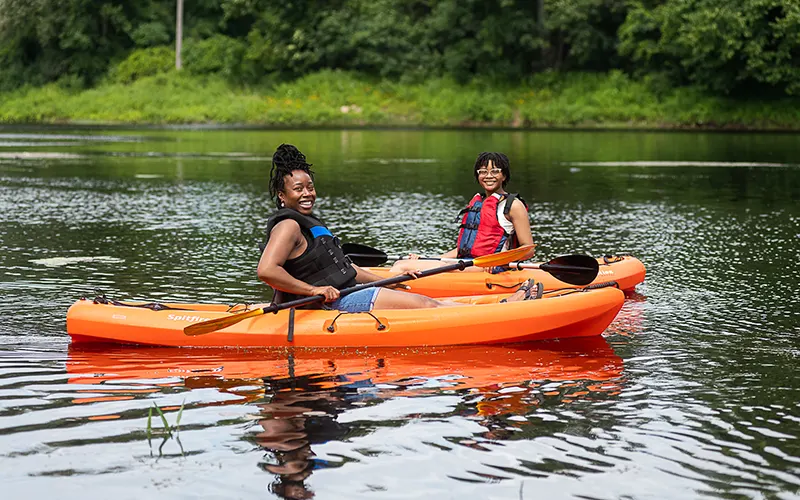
top-left (184, 244), bottom-right (536, 337)
top-left (342, 242), bottom-right (599, 286)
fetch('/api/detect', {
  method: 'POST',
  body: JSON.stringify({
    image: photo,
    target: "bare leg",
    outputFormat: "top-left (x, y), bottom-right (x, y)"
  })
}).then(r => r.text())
top-left (372, 288), bottom-right (447, 309)
top-left (390, 259), bottom-right (488, 273)
top-left (372, 283), bottom-right (530, 310)
top-left (389, 259), bottom-right (448, 273)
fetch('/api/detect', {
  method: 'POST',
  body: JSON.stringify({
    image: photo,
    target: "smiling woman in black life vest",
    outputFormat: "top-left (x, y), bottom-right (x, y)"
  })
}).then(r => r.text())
top-left (258, 145), bottom-right (533, 312)
top-left (390, 151), bottom-right (534, 274)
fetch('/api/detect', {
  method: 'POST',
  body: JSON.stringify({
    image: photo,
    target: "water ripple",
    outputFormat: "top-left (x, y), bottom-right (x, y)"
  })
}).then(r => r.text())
top-left (1, 129), bottom-right (799, 498)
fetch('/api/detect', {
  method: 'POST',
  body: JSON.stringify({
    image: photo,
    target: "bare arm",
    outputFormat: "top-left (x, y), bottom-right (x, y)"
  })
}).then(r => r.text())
top-left (257, 220), bottom-right (339, 301)
top-left (507, 199), bottom-right (534, 247)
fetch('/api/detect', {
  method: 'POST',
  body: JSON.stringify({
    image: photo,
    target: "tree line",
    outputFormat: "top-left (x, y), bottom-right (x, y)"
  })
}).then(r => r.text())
top-left (0, 0), bottom-right (797, 96)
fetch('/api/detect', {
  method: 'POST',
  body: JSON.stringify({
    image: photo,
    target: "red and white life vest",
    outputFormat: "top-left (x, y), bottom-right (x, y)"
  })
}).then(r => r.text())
top-left (455, 193), bottom-right (526, 259)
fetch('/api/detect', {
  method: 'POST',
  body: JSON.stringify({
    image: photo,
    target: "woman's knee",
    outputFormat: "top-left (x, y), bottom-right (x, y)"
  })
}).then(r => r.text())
top-left (373, 289), bottom-right (439, 309)
top-left (410, 294), bottom-right (441, 308)
top-left (389, 260), bottom-right (413, 272)
top-left (390, 259), bottom-right (445, 273)
top-left (390, 259), bottom-right (430, 272)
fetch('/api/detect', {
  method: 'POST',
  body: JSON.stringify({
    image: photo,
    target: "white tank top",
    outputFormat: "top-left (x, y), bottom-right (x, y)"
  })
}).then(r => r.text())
top-left (493, 194), bottom-right (515, 233)
top-left (492, 193), bottom-right (515, 250)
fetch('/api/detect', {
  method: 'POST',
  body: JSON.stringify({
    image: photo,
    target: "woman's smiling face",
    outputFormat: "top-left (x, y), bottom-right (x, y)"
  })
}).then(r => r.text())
top-left (279, 170), bottom-right (316, 214)
top-left (476, 160), bottom-right (506, 193)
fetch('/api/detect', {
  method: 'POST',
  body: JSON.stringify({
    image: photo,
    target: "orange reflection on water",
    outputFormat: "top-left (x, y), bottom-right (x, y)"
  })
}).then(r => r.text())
top-left (67, 336), bottom-right (624, 499)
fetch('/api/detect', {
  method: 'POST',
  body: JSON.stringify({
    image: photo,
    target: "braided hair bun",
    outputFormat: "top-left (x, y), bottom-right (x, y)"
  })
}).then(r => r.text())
top-left (269, 144), bottom-right (315, 209)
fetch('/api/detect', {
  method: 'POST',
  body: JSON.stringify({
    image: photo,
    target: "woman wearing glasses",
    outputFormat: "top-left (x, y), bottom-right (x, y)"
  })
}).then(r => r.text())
top-left (391, 151), bottom-right (534, 274)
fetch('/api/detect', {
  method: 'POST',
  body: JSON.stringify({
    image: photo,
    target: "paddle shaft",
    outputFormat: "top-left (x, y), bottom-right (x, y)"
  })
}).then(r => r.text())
top-left (255, 259), bottom-right (471, 314)
top-left (344, 253), bottom-right (589, 273)
top-left (184, 243), bottom-right (535, 336)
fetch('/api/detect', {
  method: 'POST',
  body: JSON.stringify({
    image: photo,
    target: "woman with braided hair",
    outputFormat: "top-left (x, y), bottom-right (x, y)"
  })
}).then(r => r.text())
top-left (257, 144), bottom-right (532, 311)
top-left (390, 151), bottom-right (535, 280)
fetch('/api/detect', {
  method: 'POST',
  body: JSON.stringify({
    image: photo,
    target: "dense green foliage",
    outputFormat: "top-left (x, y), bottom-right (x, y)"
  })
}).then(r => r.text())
top-left (2, 70), bottom-right (798, 128)
top-left (619, 0), bottom-right (800, 96)
top-left (1, 0), bottom-right (798, 97)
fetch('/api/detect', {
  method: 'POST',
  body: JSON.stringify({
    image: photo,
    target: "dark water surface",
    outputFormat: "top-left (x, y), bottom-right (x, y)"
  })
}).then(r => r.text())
top-left (1, 128), bottom-right (798, 499)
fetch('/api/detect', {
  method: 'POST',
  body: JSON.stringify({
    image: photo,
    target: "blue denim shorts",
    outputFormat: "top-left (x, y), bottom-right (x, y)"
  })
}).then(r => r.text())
top-left (329, 288), bottom-right (380, 313)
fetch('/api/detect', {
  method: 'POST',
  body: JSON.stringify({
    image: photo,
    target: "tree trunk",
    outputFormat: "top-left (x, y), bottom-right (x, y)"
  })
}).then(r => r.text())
top-left (175, 0), bottom-right (184, 70)
top-left (537, 0), bottom-right (545, 31)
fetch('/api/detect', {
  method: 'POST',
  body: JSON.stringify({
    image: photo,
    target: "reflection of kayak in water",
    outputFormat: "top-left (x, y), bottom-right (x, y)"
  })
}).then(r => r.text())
top-left (66, 287), bottom-right (624, 347)
top-left (66, 336), bottom-right (623, 392)
top-left (239, 339), bottom-right (625, 497)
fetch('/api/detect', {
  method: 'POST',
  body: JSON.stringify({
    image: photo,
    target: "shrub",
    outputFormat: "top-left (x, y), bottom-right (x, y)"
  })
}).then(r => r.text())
top-left (183, 35), bottom-right (247, 79)
top-left (110, 47), bottom-right (175, 84)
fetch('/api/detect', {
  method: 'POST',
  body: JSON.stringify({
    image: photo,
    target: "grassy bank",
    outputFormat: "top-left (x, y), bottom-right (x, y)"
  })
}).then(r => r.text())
top-left (1, 70), bottom-right (799, 130)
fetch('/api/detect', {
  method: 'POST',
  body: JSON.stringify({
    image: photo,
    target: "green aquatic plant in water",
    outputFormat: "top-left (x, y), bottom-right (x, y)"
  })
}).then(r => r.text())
top-left (146, 401), bottom-right (185, 457)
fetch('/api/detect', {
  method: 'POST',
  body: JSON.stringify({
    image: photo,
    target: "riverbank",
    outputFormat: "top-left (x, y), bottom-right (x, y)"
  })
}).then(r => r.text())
top-left (1, 70), bottom-right (799, 130)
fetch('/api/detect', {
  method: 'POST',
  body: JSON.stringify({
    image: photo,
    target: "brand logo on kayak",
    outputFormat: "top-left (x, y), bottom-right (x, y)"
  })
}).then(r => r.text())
top-left (598, 270), bottom-right (615, 275)
top-left (167, 314), bottom-right (211, 323)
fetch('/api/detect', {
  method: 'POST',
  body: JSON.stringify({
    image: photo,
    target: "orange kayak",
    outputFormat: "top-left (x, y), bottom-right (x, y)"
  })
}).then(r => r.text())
top-left (66, 336), bottom-right (623, 394)
top-left (66, 287), bottom-right (624, 348)
top-left (365, 255), bottom-right (645, 298)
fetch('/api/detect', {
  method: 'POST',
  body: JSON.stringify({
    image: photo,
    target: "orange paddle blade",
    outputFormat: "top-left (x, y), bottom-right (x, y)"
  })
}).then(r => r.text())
top-left (472, 244), bottom-right (536, 268)
top-left (184, 307), bottom-right (265, 336)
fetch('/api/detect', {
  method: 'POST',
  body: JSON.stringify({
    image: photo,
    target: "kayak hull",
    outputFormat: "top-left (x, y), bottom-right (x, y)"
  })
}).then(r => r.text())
top-left (365, 255), bottom-right (645, 298)
top-left (66, 288), bottom-right (625, 348)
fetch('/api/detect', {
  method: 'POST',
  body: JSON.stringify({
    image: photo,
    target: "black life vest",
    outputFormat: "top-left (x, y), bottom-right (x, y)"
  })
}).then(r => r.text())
top-left (261, 209), bottom-right (357, 306)
top-left (456, 193), bottom-right (526, 259)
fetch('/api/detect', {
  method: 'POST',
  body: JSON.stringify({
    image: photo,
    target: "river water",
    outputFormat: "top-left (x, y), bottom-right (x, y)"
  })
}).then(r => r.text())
top-left (1, 128), bottom-right (798, 499)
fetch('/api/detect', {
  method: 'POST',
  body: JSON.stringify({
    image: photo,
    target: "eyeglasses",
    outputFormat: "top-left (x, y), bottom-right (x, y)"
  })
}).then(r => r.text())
top-left (477, 168), bottom-right (503, 177)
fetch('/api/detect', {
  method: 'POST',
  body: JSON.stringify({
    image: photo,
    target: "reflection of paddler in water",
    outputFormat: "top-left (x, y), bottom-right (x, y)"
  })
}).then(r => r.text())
top-left (255, 360), bottom-right (360, 500)
top-left (249, 337), bottom-right (624, 498)
top-left (466, 337), bottom-right (625, 442)
top-left (469, 368), bottom-right (627, 443)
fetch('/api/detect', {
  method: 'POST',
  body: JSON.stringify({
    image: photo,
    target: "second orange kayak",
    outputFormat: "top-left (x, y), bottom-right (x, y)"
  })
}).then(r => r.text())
top-left (365, 255), bottom-right (645, 298)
